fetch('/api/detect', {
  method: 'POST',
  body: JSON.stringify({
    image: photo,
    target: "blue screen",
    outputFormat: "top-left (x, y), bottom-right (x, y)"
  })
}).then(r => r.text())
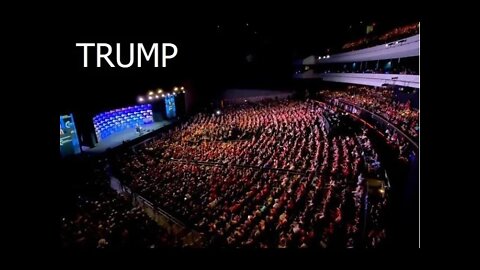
top-left (93, 104), bottom-right (153, 141)
top-left (60, 114), bottom-right (81, 156)
top-left (165, 96), bottom-right (176, 118)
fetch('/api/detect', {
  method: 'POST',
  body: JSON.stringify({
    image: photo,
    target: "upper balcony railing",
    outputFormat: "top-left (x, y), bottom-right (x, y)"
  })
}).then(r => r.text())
top-left (342, 23), bottom-right (419, 52)
top-left (294, 70), bottom-right (419, 89)
top-left (327, 98), bottom-right (418, 149)
top-left (302, 34), bottom-right (419, 65)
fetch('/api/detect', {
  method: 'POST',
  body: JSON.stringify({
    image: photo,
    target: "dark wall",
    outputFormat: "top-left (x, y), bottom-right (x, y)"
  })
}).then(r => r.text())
top-left (394, 88), bottom-right (419, 109)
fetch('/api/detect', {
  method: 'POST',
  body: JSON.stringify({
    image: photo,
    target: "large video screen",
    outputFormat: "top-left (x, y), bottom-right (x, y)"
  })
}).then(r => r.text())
top-left (165, 95), bottom-right (176, 119)
top-left (93, 104), bottom-right (153, 141)
top-left (60, 114), bottom-right (81, 156)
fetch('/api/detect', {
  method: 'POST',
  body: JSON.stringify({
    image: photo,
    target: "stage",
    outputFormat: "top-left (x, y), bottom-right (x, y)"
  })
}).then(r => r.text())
top-left (84, 121), bottom-right (171, 154)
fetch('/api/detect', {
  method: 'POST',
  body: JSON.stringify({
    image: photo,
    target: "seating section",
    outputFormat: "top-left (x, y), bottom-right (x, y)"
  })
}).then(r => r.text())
top-left (61, 99), bottom-right (390, 248)
top-left (60, 167), bottom-right (182, 248)
top-left (324, 86), bottom-right (418, 162)
top-left (113, 100), bottom-right (383, 247)
top-left (342, 22), bottom-right (419, 52)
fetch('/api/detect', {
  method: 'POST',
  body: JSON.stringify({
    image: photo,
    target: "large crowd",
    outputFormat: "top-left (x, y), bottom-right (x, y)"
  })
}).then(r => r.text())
top-left (59, 98), bottom-right (392, 248)
top-left (325, 86), bottom-right (419, 141)
top-left (323, 86), bottom-right (418, 163)
top-left (60, 164), bottom-right (182, 248)
top-left (342, 22), bottom-right (419, 51)
top-left (111, 99), bottom-right (386, 248)
top-left (137, 101), bottom-right (330, 172)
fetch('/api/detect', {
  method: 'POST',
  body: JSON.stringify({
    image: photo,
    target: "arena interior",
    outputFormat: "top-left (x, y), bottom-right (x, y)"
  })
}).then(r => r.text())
top-left (59, 16), bottom-right (420, 249)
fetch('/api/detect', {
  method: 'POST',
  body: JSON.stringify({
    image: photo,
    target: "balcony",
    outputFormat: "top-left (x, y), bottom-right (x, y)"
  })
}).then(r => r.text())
top-left (303, 34), bottom-right (419, 65)
top-left (294, 70), bottom-right (419, 88)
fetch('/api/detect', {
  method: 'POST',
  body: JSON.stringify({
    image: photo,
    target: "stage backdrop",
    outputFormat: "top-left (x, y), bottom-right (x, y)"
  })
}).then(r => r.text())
top-left (93, 104), bottom-right (153, 142)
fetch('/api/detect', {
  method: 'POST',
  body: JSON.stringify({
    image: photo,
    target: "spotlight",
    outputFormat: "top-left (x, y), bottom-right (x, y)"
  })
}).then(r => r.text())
top-left (138, 97), bottom-right (144, 102)
top-left (180, 86), bottom-right (184, 90)
top-left (148, 96), bottom-right (153, 100)
top-left (326, 55), bottom-right (330, 58)
top-left (174, 87), bottom-right (179, 91)
top-left (162, 94), bottom-right (165, 97)
top-left (216, 110), bottom-right (221, 115)
top-left (155, 95), bottom-right (159, 99)
top-left (148, 91), bottom-right (154, 96)
top-left (182, 91), bottom-right (186, 93)
top-left (157, 89), bottom-right (163, 93)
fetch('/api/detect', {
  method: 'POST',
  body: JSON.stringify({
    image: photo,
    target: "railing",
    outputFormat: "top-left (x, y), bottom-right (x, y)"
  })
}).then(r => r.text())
top-left (299, 33), bottom-right (419, 66)
top-left (109, 174), bottom-right (205, 247)
top-left (294, 72), bottom-right (419, 89)
top-left (352, 134), bottom-right (369, 246)
top-left (329, 99), bottom-right (418, 149)
top-left (135, 194), bottom-right (185, 228)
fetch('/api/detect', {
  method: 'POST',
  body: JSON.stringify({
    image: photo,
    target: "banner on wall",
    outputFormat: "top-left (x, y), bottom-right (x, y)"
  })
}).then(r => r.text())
top-left (165, 95), bottom-right (176, 119)
top-left (60, 114), bottom-right (81, 156)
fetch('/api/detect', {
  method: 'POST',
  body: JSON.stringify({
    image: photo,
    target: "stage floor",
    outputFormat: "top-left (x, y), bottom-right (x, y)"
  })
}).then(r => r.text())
top-left (84, 121), bottom-right (171, 154)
